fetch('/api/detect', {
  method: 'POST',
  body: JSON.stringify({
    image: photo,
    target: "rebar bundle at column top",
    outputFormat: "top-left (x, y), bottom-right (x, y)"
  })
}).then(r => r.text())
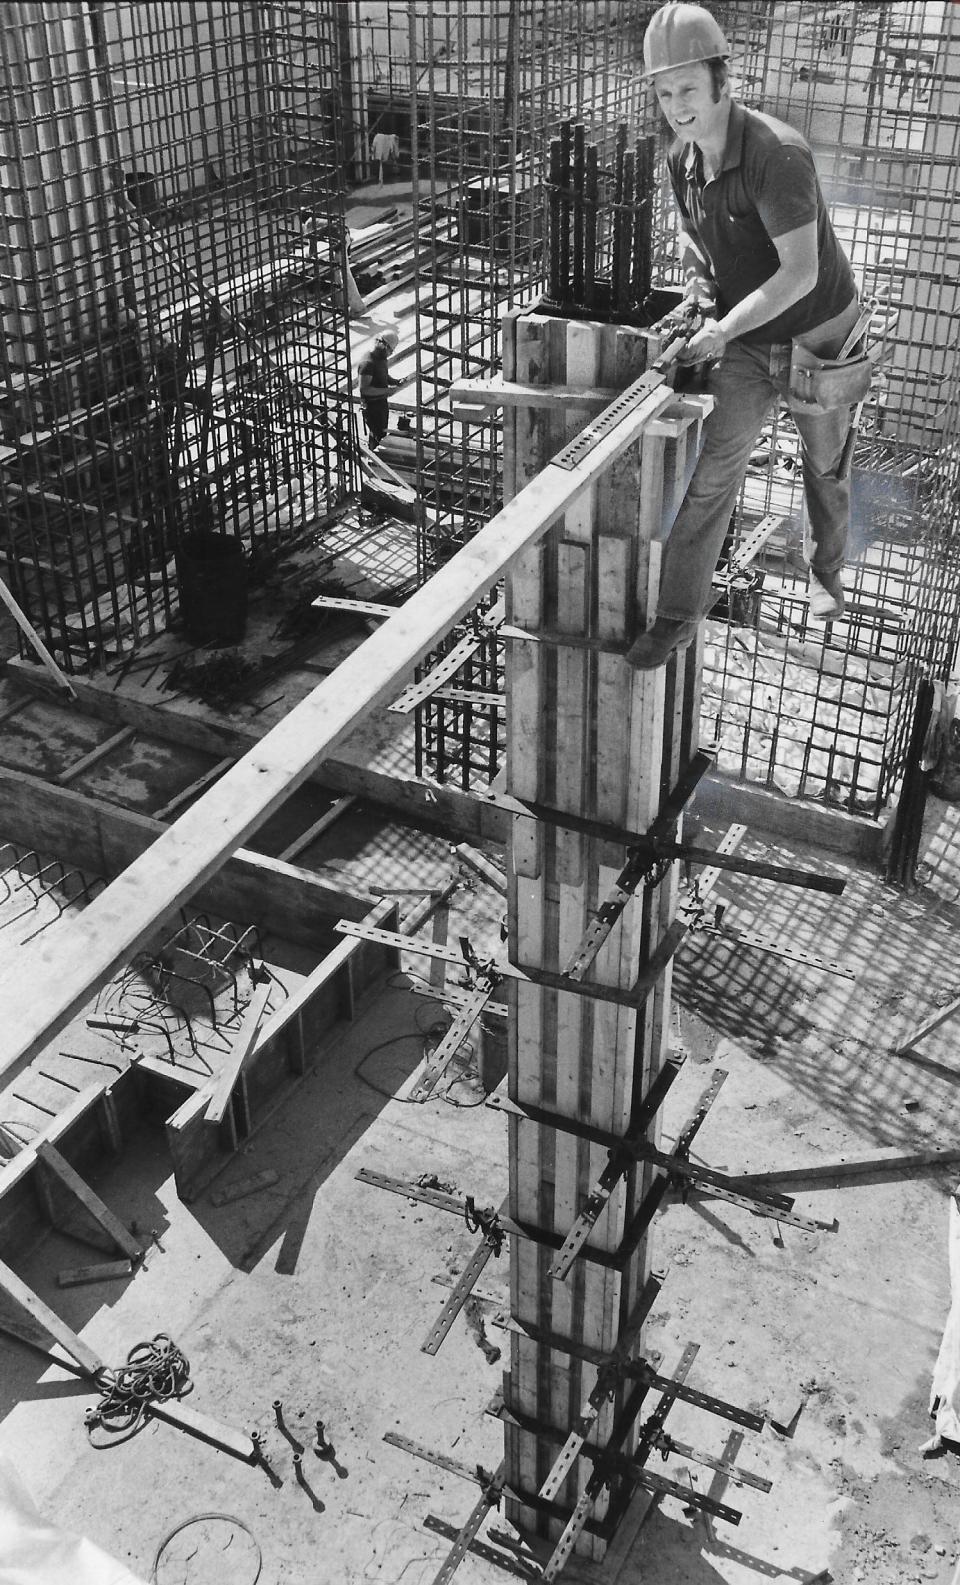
top-left (545, 118), bottom-right (657, 323)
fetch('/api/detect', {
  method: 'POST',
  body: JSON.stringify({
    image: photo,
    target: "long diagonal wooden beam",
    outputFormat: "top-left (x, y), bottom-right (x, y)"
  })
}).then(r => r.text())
top-left (0, 371), bottom-right (677, 1086)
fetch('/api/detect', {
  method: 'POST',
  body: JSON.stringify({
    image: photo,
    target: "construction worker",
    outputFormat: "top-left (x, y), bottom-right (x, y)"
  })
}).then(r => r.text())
top-left (357, 329), bottom-right (402, 450)
top-left (627, 1), bottom-right (861, 669)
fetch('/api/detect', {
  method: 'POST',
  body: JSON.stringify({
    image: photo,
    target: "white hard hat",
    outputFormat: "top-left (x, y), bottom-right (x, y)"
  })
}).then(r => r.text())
top-left (642, 2), bottom-right (730, 79)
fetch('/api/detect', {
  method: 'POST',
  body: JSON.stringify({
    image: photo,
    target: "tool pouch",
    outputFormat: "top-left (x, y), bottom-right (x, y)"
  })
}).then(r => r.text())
top-left (788, 342), bottom-right (874, 414)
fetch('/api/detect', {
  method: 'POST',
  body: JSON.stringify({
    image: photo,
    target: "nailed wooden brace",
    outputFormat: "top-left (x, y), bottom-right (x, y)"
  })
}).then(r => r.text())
top-left (205, 979), bottom-right (273, 1136)
top-left (34, 1142), bottom-right (142, 1260)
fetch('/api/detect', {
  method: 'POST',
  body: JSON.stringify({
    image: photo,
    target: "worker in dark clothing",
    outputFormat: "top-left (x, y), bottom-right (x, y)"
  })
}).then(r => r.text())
top-left (358, 329), bottom-right (401, 449)
top-left (627, 2), bottom-right (862, 669)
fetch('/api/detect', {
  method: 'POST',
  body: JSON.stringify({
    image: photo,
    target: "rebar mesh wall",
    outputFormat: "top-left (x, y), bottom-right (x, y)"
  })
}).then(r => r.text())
top-left (394, 0), bottom-right (959, 817)
top-left (696, 0), bottom-right (960, 815)
top-left (0, 2), bottom-right (357, 669)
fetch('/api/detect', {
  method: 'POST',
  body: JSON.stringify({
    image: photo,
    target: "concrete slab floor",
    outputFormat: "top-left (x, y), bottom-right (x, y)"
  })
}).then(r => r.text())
top-left (1, 804), bottom-right (960, 1583)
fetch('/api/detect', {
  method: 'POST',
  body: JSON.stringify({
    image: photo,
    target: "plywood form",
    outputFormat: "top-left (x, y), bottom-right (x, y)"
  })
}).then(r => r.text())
top-left (501, 309), bottom-right (703, 1559)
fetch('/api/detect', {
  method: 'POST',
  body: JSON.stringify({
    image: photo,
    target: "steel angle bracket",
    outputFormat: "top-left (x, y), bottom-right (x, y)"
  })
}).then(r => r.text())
top-left (421, 1199), bottom-right (505, 1356)
top-left (652, 1430), bottom-right (773, 1494)
top-left (408, 985), bottom-right (492, 1103)
top-left (551, 1069), bottom-right (726, 1283)
top-left (429, 1463), bottom-right (506, 1585)
top-left (541, 1341), bottom-right (711, 1583)
top-left (335, 922), bottom-right (502, 1103)
top-left (383, 1434), bottom-right (508, 1585)
top-left (489, 1054), bottom-right (684, 1150)
top-left (631, 1463), bottom-right (742, 1524)
top-left (539, 1270), bottom-right (665, 1505)
top-left (564, 819), bottom-right (743, 985)
top-left (310, 594), bottom-right (397, 618)
top-left (710, 512), bottom-right (786, 584)
top-left (627, 1342), bottom-right (752, 1529)
top-left (564, 826), bottom-right (844, 986)
top-left (549, 1061), bottom-right (684, 1280)
top-left (631, 1362), bottom-right (766, 1432)
top-left (623, 1070), bottom-right (825, 1239)
top-left (696, 920), bottom-right (857, 981)
top-left (389, 600), bottom-right (504, 715)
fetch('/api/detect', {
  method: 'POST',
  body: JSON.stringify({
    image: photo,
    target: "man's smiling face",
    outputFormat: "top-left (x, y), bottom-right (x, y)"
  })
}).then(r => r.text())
top-left (653, 60), bottom-right (725, 146)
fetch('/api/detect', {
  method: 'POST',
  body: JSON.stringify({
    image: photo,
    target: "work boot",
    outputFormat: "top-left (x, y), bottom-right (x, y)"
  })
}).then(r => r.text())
top-left (807, 569), bottom-right (845, 621)
top-left (625, 615), bottom-right (700, 669)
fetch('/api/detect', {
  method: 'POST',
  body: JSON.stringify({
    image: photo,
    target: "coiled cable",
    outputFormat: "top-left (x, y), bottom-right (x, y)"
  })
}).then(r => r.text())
top-left (87, 1333), bottom-right (192, 1446)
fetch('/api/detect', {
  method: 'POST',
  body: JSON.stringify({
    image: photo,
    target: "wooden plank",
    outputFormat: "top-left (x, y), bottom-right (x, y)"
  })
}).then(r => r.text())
top-left (279, 796), bottom-right (356, 861)
top-left (0, 1081), bottom-right (114, 1198)
top-left (205, 981), bottom-right (273, 1128)
top-left (895, 993), bottom-right (960, 1054)
top-left (454, 842), bottom-right (508, 896)
top-left (56, 727), bottom-right (136, 786)
top-left (0, 769), bottom-right (376, 953)
top-left (448, 375), bottom-right (621, 412)
top-left (153, 757), bottom-right (234, 821)
top-left (57, 1259), bottom-right (133, 1287)
top-left (0, 574), bottom-right (76, 698)
top-left (725, 1144), bottom-right (960, 1190)
top-left (209, 1168), bottom-right (280, 1206)
top-left (148, 1396), bottom-right (257, 1461)
top-left (34, 1141), bottom-right (142, 1259)
top-left (0, 1257), bottom-right (104, 1375)
top-left (165, 1085), bottom-right (216, 1204)
top-left (0, 351), bottom-right (677, 1086)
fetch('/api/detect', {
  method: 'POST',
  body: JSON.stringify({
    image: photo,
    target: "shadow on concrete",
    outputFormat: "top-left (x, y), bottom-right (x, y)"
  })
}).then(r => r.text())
top-left (0, 1118), bottom-right (174, 1420)
top-left (672, 820), bottom-right (960, 1161)
top-left (183, 976), bottom-right (464, 1275)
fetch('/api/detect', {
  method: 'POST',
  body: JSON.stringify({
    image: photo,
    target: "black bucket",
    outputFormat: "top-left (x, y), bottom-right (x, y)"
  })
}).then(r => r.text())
top-left (176, 532), bottom-right (248, 646)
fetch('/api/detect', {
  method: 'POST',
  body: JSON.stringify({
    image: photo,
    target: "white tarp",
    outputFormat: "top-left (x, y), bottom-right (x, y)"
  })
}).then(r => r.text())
top-left (930, 1188), bottom-right (960, 1447)
top-left (0, 1455), bottom-right (147, 1585)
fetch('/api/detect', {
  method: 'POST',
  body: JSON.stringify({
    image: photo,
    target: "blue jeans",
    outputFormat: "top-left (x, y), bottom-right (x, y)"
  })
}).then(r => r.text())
top-left (655, 328), bottom-right (855, 621)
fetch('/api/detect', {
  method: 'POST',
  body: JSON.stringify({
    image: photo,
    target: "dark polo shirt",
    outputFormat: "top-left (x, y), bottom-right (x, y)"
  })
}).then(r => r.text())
top-left (667, 100), bottom-right (856, 345)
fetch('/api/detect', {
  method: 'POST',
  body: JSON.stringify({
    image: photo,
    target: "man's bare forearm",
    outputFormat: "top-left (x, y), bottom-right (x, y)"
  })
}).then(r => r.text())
top-left (717, 262), bottom-right (817, 342)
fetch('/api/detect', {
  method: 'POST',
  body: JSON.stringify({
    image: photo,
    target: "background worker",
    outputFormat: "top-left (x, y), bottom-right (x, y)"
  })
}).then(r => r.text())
top-left (358, 329), bottom-right (402, 449)
top-left (628, 1), bottom-right (862, 669)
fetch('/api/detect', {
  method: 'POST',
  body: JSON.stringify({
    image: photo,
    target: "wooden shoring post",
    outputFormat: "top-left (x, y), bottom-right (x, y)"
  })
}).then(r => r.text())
top-left (501, 309), bottom-right (703, 1562)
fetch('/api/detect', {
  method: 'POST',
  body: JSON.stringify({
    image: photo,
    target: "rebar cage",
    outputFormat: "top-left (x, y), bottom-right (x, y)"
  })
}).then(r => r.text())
top-left (0, 1), bottom-right (358, 669)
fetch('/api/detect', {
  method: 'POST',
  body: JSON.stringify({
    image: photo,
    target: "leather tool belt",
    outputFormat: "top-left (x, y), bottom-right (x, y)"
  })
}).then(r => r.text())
top-left (788, 341), bottom-right (876, 414)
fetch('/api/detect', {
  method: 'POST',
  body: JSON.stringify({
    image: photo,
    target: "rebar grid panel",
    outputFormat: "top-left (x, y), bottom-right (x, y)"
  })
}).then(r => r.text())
top-left (695, 0), bottom-right (960, 814)
top-left (0, 840), bottom-right (106, 946)
top-left (0, 1), bottom-right (358, 671)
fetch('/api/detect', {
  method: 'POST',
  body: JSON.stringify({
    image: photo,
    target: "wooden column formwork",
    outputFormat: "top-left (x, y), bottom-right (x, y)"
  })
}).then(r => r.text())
top-left (501, 308), bottom-right (707, 1561)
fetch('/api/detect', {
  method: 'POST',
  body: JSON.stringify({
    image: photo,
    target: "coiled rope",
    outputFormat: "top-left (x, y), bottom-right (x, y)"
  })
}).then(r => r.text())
top-left (87, 1333), bottom-right (192, 1444)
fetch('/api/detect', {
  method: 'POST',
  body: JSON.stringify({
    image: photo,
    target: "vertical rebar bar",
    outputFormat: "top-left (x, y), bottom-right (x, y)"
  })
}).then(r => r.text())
top-left (583, 142), bottom-right (599, 310)
top-left (610, 122), bottom-right (627, 310)
top-left (572, 122), bottom-right (586, 306)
